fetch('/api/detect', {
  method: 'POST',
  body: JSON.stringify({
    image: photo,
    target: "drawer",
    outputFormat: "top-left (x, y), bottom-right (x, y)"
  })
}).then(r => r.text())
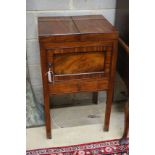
top-left (48, 79), bottom-right (109, 95)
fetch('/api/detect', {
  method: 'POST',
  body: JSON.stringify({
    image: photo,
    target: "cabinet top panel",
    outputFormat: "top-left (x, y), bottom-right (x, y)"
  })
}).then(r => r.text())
top-left (38, 15), bottom-right (118, 37)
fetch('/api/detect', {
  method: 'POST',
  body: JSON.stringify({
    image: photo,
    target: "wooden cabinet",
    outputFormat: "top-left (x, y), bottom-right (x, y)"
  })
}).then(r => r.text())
top-left (38, 15), bottom-right (118, 139)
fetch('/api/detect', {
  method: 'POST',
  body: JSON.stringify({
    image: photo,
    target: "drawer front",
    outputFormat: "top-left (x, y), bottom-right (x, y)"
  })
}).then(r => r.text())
top-left (46, 44), bottom-right (112, 82)
top-left (48, 79), bottom-right (109, 95)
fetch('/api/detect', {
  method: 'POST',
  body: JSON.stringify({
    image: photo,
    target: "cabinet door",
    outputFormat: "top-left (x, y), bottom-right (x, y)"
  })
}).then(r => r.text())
top-left (47, 45), bottom-right (112, 82)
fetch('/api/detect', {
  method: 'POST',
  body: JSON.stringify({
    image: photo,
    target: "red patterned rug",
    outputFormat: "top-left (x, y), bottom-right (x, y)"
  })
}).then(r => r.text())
top-left (26, 139), bottom-right (129, 155)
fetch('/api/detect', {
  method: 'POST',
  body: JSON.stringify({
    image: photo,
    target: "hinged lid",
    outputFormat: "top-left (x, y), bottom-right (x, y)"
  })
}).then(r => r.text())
top-left (38, 15), bottom-right (118, 42)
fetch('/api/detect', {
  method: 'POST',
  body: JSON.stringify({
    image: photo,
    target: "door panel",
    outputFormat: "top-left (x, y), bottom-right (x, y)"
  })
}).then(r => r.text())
top-left (53, 51), bottom-right (105, 75)
top-left (47, 45), bottom-right (112, 82)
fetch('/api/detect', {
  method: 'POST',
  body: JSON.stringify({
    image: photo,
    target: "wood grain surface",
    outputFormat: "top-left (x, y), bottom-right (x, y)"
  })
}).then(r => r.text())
top-left (38, 15), bottom-right (119, 139)
top-left (53, 52), bottom-right (105, 75)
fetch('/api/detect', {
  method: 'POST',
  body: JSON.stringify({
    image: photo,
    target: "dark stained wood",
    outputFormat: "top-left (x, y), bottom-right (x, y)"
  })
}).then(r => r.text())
top-left (39, 33), bottom-right (118, 43)
top-left (47, 44), bottom-right (109, 55)
top-left (39, 35), bottom-right (80, 43)
top-left (38, 15), bottom-right (118, 43)
top-left (117, 38), bottom-right (129, 90)
top-left (115, 0), bottom-right (129, 142)
top-left (93, 92), bottom-right (99, 104)
top-left (53, 73), bottom-right (107, 81)
top-left (48, 79), bottom-right (109, 95)
top-left (118, 38), bottom-right (129, 140)
top-left (43, 40), bottom-right (113, 50)
top-left (72, 15), bottom-right (105, 20)
top-left (39, 45), bottom-right (52, 139)
top-left (38, 15), bottom-right (119, 139)
top-left (38, 16), bottom-right (79, 36)
top-left (53, 52), bottom-right (105, 75)
top-left (119, 38), bottom-right (129, 54)
top-left (73, 17), bottom-right (116, 34)
top-left (104, 40), bottom-right (118, 131)
top-left (46, 43), bottom-right (112, 81)
top-left (122, 101), bottom-right (129, 139)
